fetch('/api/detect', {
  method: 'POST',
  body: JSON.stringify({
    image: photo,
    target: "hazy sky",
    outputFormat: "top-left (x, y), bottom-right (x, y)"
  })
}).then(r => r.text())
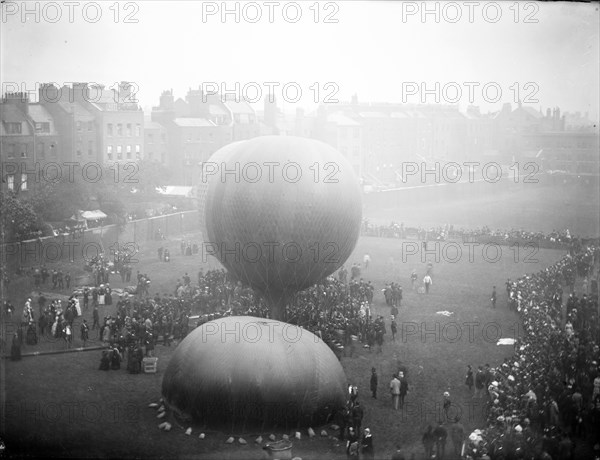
top-left (2, 1), bottom-right (599, 118)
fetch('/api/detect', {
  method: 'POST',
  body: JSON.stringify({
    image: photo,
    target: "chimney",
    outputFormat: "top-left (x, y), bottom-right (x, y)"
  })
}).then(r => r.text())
top-left (186, 89), bottom-right (208, 117)
top-left (3, 92), bottom-right (29, 114)
top-left (160, 90), bottom-right (174, 110)
top-left (39, 83), bottom-right (60, 104)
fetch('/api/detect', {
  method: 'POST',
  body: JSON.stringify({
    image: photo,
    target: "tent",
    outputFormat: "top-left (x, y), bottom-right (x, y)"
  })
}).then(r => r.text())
top-left (69, 210), bottom-right (107, 228)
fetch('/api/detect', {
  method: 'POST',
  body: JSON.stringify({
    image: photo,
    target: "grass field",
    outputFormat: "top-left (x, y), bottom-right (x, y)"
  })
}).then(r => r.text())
top-left (1, 230), bottom-right (569, 460)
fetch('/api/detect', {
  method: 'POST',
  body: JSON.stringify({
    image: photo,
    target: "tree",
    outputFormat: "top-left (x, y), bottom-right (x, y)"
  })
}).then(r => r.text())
top-left (0, 191), bottom-right (47, 242)
top-left (134, 158), bottom-right (172, 196)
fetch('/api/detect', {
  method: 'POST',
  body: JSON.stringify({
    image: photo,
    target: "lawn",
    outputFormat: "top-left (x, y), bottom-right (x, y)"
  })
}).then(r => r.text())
top-left (1, 231), bottom-right (568, 460)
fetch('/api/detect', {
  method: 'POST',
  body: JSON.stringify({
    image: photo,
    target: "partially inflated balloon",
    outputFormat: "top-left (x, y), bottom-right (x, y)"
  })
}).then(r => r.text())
top-left (202, 136), bottom-right (362, 319)
top-left (161, 316), bottom-right (347, 428)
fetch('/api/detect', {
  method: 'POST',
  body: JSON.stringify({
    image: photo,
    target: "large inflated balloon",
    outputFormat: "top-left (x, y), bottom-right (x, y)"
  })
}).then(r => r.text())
top-left (202, 136), bottom-right (362, 319)
top-left (161, 316), bottom-right (347, 428)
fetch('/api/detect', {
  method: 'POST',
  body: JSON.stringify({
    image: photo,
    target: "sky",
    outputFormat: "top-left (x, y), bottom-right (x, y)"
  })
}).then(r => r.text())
top-left (2, 1), bottom-right (599, 119)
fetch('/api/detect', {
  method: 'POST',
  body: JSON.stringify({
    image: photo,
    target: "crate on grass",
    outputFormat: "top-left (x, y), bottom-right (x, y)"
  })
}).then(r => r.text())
top-left (143, 357), bottom-right (158, 373)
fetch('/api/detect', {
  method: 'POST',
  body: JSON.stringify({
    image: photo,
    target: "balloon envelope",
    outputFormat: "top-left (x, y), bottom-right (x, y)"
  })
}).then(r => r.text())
top-left (161, 316), bottom-right (347, 428)
top-left (202, 136), bottom-right (362, 318)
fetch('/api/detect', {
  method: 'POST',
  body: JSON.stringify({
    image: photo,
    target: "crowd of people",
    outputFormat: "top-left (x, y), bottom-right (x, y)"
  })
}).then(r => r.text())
top-left (463, 244), bottom-right (600, 460)
top-left (7, 214), bottom-right (600, 459)
top-left (361, 220), bottom-right (588, 249)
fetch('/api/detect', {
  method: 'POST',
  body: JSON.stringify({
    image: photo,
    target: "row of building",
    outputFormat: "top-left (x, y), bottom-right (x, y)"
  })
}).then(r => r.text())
top-left (1, 81), bottom-right (598, 194)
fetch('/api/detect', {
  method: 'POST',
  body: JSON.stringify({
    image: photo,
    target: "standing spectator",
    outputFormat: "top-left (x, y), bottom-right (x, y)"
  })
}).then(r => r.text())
top-left (352, 402), bottom-right (364, 433)
top-left (491, 286), bottom-right (497, 308)
top-left (390, 374), bottom-right (401, 410)
top-left (398, 372), bottom-right (409, 409)
top-left (363, 253), bottom-right (371, 270)
top-left (449, 416), bottom-right (465, 459)
top-left (423, 275), bottom-right (432, 294)
top-left (465, 365), bottom-right (474, 393)
top-left (63, 323), bottom-right (72, 348)
top-left (80, 319), bottom-right (89, 347)
top-left (346, 427), bottom-right (359, 459)
top-left (390, 316), bottom-right (397, 341)
top-left (65, 272), bottom-right (71, 290)
top-left (422, 426), bottom-right (435, 459)
top-left (92, 306), bottom-right (99, 330)
top-left (475, 365), bottom-right (485, 398)
top-left (38, 311), bottom-right (48, 336)
top-left (83, 288), bottom-right (89, 310)
top-left (11, 332), bottom-right (22, 361)
top-left (432, 421), bottom-right (447, 460)
top-left (411, 270), bottom-right (418, 291)
top-left (370, 367), bottom-right (378, 399)
top-left (361, 428), bottom-right (374, 460)
top-left (442, 392), bottom-right (452, 421)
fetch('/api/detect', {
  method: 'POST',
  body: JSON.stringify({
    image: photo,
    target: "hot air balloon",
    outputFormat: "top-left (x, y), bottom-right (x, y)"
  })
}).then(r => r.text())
top-left (161, 316), bottom-right (347, 429)
top-left (202, 136), bottom-right (362, 320)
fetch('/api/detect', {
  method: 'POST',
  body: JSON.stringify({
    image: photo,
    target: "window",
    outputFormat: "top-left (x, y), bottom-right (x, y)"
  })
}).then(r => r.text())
top-left (49, 143), bottom-right (57, 156)
top-left (117, 124), bottom-right (123, 136)
top-left (136, 124), bottom-right (141, 137)
top-left (7, 175), bottom-right (14, 191)
top-left (126, 124), bottom-right (132, 136)
top-left (148, 151), bottom-right (153, 160)
top-left (354, 128), bottom-right (359, 138)
top-left (7, 144), bottom-right (15, 158)
top-left (88, 121), bottom-right (93, 131)
top-left (107, 145), bottom-right (113, 160)
top-left (88, 140), bottom-right (93, 156)
top-left (20, 144), bottom-right (27, 158)
top-left (148, 133), bottom-right (153, 143)
top-left (107, 123), bottom-right (113, 136)
top-left (35, 122), bottom-right (50, 133)
top-left (21, 173), bottom-right (28, 191)
top-left (76, 121), bottom-right (82, 131)
top-left (135, 144), bottom-right (140, 153)
top-left (126, 145), bottom-right (132, 159)
top-left (6, 122), bottom-right (22, 134)
top-left (117, 145), bottom-right (122, 160)
top-left (37, 142), bottom-right (45, 157)
top-left (161, 133), bottom-right (166, 142)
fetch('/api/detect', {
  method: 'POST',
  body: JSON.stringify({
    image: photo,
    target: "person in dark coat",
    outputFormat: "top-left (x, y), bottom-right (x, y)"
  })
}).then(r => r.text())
top-left (110, 347), bottom-right (122, 370)
top-left (370, 367), bottom-right (378, 399)
top-left (352, 402), bottom-right (364, 433)
top-left (80, 320), bottom-right (89, 347)
top-left (10, 333), bottom-right (22, 361)
top-left (432, 421), bottom-right (447, 460)
top-left (399, 373), bottom-right (409, 408)
top-left (422, 425), bottom-right (435, 459)
top-left (346, 427), bottom-right (359, 459)
top-left (361, 428), bottom-right (374, 459)
top-left (99, 350), bottom-right (110, 370)
top-left (465, 365), bottom-right (474, 393)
